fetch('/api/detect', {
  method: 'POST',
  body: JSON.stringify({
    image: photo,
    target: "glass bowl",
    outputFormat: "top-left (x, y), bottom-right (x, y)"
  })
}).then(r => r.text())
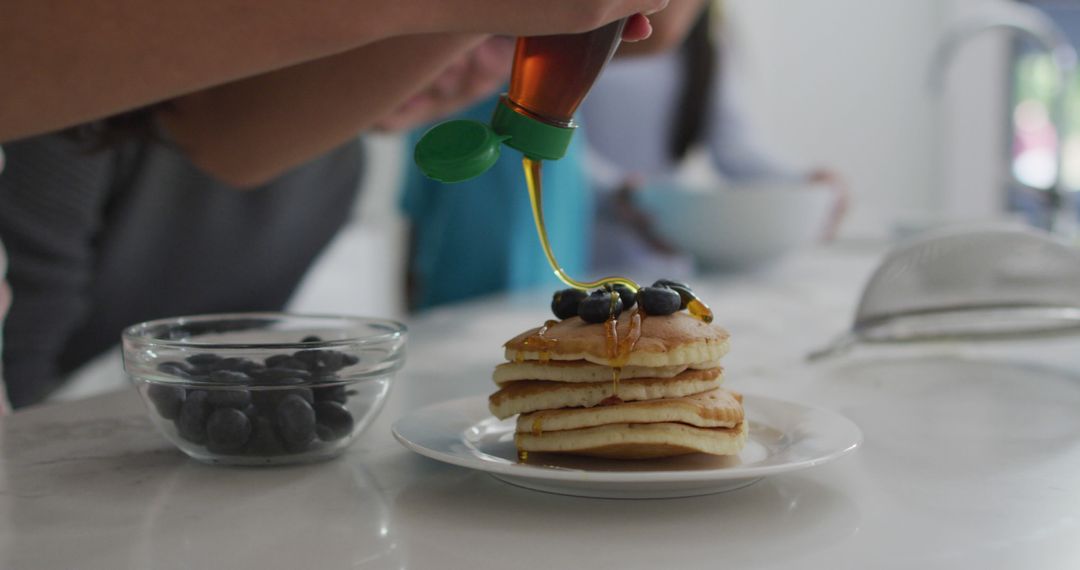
top-left (122, 313), bottom-right (406, 466)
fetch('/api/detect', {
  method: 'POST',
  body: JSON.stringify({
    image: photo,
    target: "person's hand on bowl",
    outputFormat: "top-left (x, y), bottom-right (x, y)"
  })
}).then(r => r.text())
top-left (614, 177), bottom-right (679, 255)
top-left (807, 168), bottom-right (849, 241)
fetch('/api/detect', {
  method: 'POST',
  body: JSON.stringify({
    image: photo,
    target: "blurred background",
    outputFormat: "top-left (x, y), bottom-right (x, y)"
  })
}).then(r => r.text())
top-left (46, 0), bottom-right (1080, 400)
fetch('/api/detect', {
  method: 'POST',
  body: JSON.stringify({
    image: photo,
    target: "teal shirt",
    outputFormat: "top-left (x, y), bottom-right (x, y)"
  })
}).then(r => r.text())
top-left (402, 95), bottom-right (593, 310)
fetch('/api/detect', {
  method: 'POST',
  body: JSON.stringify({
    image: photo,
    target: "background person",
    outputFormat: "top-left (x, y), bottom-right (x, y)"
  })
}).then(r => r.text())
top-left (581, 2), bottom-right (848, 275)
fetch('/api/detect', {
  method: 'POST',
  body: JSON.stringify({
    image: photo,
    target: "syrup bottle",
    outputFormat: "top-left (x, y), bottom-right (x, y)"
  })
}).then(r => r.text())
top-left (414, 19), bottom-right (627, 181)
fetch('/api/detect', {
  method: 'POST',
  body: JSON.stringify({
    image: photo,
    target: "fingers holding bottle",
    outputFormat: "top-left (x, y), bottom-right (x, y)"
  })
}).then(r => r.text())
top-left (622, 14), bottom-right (654, 42)
top-left (408, 0), bottom-right (669, 38)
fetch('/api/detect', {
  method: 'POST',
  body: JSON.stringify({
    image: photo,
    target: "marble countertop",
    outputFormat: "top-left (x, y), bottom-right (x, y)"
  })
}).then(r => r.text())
top-left (3, 244), bottom-right (1080, 569)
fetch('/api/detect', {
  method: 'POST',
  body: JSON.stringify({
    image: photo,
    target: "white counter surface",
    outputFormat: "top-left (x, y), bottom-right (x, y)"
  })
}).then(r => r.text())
top-left (3, 244), bottom-right (1079, 570)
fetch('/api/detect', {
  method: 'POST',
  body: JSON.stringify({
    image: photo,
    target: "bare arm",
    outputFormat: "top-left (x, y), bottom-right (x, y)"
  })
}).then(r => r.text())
top-left (159, 34), bottom-right (492, 187)
top-left (0, 0), bottom-right (668, 142)
top-left (0, 0), bottom-right (393, 141)
top-left (160, 5), bottom-right (671, 188)
top-left (372, 36), bottom-right (516, 132)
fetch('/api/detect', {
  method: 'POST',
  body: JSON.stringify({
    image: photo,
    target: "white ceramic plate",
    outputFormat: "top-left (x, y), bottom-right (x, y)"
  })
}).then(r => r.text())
top-left (392, 394), bottom-right (862, 499)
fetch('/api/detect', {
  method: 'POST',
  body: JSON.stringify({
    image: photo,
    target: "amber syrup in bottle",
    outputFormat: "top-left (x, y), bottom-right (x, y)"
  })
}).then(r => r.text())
top-left (506, 19), bottom-right (627, 127)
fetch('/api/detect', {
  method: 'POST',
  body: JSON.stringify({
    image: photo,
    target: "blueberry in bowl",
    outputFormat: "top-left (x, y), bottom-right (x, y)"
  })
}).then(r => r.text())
top-left (123, 313), bottom-right (406, 466)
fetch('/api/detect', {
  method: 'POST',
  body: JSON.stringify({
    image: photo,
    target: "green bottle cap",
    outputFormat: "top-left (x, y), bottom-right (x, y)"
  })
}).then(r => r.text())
top-left (413, 97), bottom-right (576, 183)
top-left (414, 120), bottom-right (508, 183)
top-left (491, 97), bottom-right (575, 161)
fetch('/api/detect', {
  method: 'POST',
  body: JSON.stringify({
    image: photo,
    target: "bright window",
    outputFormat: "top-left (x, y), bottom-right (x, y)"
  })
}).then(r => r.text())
top-left (1009, 1), bottom-right (1080, 226)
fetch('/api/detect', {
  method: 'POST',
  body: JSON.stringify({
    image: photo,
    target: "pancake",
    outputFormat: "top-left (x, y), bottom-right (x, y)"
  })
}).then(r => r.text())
top-left (515, 421), bottom-right (748, 459)
top-left (517, 388), bottom-right (743, 433)
top-left (488, 368), bottom-right (722, 419)
top-left (493, 359), bottom-right (723, 385)
top-left (504, 312), bottom-right (730, 367)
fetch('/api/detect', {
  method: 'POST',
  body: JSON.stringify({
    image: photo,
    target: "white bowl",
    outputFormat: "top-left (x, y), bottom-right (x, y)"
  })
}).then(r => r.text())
top-left (635, 181), bottom-right (834, 271)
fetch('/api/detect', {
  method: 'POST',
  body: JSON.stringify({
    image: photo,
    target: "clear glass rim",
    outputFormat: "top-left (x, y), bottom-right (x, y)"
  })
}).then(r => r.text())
top-left (127, 372), bottom-right (398, 389)
top-left (122, 311), bottom-right (407, 351)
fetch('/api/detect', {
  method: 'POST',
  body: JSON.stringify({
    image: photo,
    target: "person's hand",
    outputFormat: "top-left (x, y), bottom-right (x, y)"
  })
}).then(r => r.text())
top-left (0, 246), bottom-right (10, 416)
top-left (614, 177), bottom-right (679, 254)
top-left (414, 0), bottom-right (668, 39)
top-left (808, 168), bottom-right (850, 241)
top-left (373, 36), bottom-right (515, 132)
top-left (622, 14), bottom-right (654, 42)
top-left (618, 0), bottom-right (706, 55)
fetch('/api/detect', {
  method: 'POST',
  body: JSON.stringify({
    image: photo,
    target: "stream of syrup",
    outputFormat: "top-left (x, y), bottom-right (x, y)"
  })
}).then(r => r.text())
top-left (523, 158), bottom-right (639, 292)
top-left (522, 156), bottom-right (714, 324)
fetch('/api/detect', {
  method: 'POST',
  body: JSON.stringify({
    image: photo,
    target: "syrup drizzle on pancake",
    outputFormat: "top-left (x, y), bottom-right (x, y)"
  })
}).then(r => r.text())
top-left (511, 297), bottom-right (710, 463)
top-left (687, 298), bottom-right (714, 324)
top-left (520, 319), bottom-right (559, 364)
top-left (603, 317), bottom-right (618, 392)
top-left (603, 306), bottom-right (644, 400)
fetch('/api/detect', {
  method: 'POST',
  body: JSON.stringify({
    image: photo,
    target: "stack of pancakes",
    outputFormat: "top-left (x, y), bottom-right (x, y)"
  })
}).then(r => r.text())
top-left (489, 311), bottom-right (747, 459)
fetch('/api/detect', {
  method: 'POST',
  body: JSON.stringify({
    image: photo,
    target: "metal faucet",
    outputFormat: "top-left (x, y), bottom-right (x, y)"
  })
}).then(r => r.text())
top-left (929, 1), bottom-right (1078, 236)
